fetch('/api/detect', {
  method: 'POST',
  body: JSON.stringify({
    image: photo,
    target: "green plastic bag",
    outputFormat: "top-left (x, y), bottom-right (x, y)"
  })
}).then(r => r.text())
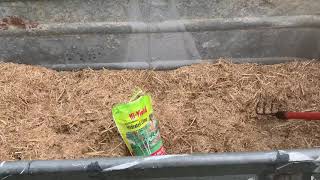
top-left (112, 92), bottom-right (165, 156)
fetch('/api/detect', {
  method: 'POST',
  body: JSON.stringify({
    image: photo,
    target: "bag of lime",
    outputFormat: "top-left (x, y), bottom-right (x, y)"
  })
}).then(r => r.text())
top-left (112, 90), bottom-right (165, 156)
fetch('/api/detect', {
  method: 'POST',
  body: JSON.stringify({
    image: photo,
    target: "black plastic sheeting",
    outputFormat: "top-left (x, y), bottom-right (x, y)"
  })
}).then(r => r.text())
top-left (1, 149), bottom-right (319, 180)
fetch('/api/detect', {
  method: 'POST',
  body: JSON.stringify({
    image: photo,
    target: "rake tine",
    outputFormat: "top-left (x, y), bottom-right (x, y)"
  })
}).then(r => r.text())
top-left (256, 99), bottom-right (263, 115)
top-left (270, 99), bottom-right (275, 114)
top-left (263, 101), bottom-right (267, 114)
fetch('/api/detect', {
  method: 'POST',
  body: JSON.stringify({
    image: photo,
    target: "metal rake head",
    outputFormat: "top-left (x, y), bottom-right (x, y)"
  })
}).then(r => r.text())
top-left (255, 94), bottom-right (283, 116)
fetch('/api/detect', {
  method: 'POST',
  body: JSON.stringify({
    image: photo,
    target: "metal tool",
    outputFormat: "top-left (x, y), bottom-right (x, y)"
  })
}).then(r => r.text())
top-left (256, 95), bottom-right (320, 120)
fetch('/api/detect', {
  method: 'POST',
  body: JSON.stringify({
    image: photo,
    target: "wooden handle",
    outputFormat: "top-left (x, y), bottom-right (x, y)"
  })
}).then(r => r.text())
top-left (284, 112), bottom-right (320, 120)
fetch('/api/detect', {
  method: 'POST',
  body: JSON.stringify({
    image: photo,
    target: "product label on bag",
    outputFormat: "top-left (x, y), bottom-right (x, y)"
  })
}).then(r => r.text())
top-left (112, 95), bottom-right (165, 156)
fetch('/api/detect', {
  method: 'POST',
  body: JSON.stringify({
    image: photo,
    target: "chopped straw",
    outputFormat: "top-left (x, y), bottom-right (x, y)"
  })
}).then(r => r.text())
top-left (0, 59), bottom-right (320, 160)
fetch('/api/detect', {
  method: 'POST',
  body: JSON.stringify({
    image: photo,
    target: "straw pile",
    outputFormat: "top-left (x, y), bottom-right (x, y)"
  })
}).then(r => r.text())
top-left (0, 60), bottom-right (320, 161)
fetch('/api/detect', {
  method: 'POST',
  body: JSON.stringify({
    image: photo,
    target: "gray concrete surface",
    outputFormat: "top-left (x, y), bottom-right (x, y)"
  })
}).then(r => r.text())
top-left (0, 0), bottom-right (319, 69)
top-left (1, 0), bottom-right (319, 23)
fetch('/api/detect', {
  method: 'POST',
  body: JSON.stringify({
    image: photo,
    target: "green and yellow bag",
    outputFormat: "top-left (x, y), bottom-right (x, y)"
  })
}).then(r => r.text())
top-left (112, 91), bottom-right (165, 156)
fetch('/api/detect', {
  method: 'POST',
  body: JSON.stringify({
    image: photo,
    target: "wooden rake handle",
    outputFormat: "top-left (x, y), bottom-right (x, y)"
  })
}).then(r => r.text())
top-left (276, 112), bottom-right (320, 120)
